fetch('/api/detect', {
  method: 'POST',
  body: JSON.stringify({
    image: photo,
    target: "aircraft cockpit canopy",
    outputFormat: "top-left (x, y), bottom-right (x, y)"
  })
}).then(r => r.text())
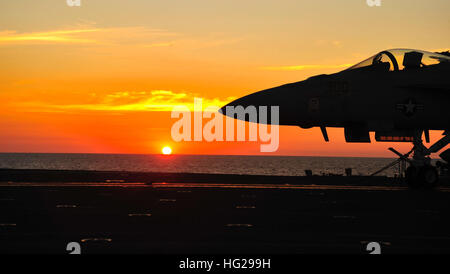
top-left (346, 49), bottom-right (450, 72)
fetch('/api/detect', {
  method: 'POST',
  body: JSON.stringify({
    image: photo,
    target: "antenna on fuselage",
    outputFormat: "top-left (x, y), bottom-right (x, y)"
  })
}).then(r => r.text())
top-left (320, 126), bottom-right (329, 142)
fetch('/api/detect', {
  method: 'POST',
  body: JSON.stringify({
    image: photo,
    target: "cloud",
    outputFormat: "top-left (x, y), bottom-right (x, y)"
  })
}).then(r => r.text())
top-left (18, 90), bottom-right (235, 112)
top-left (314, 40), bottom-right (343, 48)
top-left (0, 26), bottom-right (178, 45)
top-left (0, 25), bottom-right (243, 51)
top-left (260, 64), bottom-right (352, 71)
top-left (0, 29), bottom-right (100, 44)
top-left (142, 42), bottom-right (175, 48)
top-left (140, 36), bottom-right (244, 50)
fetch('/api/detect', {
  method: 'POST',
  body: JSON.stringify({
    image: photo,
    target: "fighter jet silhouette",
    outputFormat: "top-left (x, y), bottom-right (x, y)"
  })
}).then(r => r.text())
top-left (221, 49), bottom-right (450, 188)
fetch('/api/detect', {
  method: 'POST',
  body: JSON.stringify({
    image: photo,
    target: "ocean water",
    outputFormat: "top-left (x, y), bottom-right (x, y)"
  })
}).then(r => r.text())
top-left (0, 153), bottom-right (403, 177)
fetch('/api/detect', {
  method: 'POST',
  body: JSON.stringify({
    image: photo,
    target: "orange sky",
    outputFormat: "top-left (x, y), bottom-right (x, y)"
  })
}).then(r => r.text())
top-left (0, 0), bottom-right (449, 157)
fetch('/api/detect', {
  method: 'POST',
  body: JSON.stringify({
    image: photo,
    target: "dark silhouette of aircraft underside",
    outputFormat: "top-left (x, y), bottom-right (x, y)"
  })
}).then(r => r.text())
top-left (221, 49), bottom-right (450, 188)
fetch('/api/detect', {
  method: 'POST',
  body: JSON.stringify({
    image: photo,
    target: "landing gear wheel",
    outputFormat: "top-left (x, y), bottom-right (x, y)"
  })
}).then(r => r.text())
top-left (388, 130), bottom-right (449, 190)
top-left (405, 166), bottom-right (420, 188)
top-left (418, 166), bottom-right (439, 188)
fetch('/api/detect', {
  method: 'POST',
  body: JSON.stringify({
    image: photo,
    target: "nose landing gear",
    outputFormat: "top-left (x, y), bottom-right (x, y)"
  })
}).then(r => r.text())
top-left (405, 165), bottom-right (439, 188)
top-left (392, 130), bottom-right (449, 189)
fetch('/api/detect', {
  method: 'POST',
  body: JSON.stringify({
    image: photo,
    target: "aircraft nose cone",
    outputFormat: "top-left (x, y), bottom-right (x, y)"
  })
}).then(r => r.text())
top-left (219, 89), bottom-right (276, 121)
top-left (219, 80), bottom-right (311, 126)
top-left (219, 96), bottom-right (252, 116)
top-left (219, 83), bottom-right (298, 124)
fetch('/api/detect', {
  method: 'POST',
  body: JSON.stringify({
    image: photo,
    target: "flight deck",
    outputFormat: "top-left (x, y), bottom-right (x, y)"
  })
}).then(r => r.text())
top-left (1, 169), bottom-right (449, 254)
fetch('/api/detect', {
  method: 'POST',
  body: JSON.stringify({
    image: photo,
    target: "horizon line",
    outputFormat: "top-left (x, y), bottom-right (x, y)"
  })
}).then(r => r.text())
top-left (0, 151), bottom-right (406, 159)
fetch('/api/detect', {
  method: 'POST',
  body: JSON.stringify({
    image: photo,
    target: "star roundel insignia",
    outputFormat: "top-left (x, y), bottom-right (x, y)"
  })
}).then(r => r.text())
top-left (395, 98), bottom-right (424, 117)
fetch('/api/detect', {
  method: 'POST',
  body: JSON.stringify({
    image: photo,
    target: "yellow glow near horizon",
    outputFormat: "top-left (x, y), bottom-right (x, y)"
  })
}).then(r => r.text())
top-left (162, 146), bottom-right (172, 155)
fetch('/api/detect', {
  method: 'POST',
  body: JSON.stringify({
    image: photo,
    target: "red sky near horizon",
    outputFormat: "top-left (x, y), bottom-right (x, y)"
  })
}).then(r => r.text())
top-left (0, 0), bottom-right (449, 157)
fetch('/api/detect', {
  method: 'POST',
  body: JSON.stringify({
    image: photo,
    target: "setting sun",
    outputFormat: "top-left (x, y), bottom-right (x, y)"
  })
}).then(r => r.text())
top-left (162, 146), bottom-right (172, 155)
